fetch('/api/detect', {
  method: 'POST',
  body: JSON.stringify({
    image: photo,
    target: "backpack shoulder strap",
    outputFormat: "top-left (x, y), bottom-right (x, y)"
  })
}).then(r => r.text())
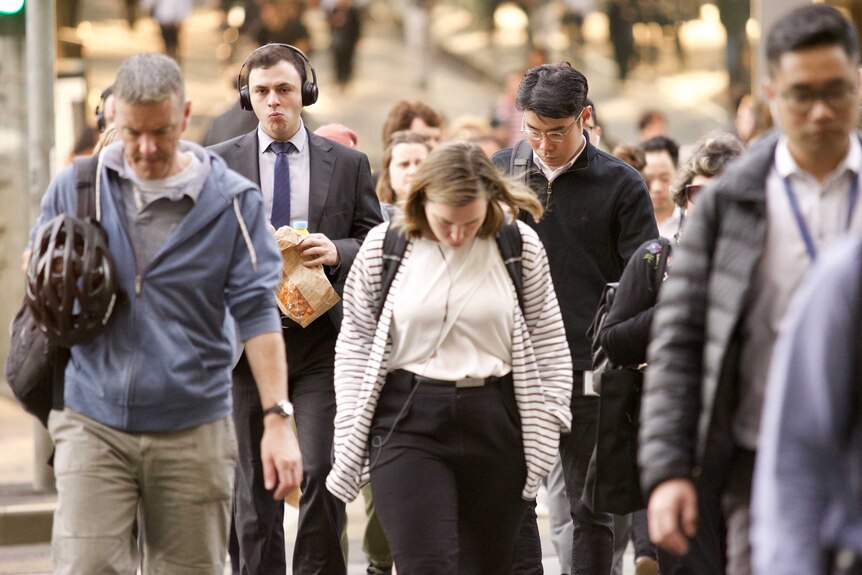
top-left (653, 237), bottom-right (672, 294)
top-left (375, 223), bottom-right (410, 322)
top-left (509, 140), bottom-right (533, 188)
top-left (495, 222), bottom-right (525, 315)
top-left (72, 155), bottom-right (100, 221)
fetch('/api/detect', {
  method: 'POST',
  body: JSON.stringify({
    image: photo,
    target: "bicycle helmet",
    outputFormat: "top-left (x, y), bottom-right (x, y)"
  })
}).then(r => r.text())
top-left (25, 214), bottom-right (119, 347)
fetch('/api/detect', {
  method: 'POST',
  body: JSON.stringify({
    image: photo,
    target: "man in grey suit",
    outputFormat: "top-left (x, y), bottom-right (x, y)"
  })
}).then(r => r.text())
top-left (209, 43), bottom-right (382, 575)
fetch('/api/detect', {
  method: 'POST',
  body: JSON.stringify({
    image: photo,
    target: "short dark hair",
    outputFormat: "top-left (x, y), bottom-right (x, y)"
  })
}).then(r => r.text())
top-left (516, 62), bottom-right (588, 119)
top-left (244, 44), bottom-right (308, 87)
top-left (766, 4), bottom-right (860, 74)
top-left (643, 135), bottom-right (680, 166)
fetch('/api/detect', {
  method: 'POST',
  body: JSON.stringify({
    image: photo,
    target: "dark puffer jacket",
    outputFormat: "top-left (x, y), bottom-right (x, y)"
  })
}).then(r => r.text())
top-left (638, 132), bottom-right (779, 496)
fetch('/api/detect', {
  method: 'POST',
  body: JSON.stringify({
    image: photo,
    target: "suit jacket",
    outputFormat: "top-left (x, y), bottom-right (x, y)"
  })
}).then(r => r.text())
top-left (209, 127), bottom-right (382, 328)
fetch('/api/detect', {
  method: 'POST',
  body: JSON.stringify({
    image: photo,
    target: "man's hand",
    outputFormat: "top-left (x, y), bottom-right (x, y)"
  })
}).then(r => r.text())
top-left (647, 478), bottom-right (698, 556)
top-left (298, 234), bottom-right (340, 268)
top-left (261, 416), bottom-right (303, 500)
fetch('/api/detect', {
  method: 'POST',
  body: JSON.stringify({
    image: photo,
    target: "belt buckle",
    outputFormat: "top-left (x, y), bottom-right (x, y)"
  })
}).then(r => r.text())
top-left (455, 377), bottom-right (485, 388)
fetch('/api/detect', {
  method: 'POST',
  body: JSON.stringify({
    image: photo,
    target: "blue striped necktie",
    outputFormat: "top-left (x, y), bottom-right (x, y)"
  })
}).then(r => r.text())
top-left (270, 141), bottom-right (294, 229)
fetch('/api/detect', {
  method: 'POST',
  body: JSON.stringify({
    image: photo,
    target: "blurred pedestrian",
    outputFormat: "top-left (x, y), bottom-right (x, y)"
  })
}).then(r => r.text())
top-left (327, 141), bottom-right (573, 573)
top-left (753, 235), bottom-right (862, 575)
top-left (327, 0), bottom-right (363, 92)
top-left (141, 0), bottom-right (191, 62)
top-left (256, 0), bottom-right (312, 54)
top-left (640, 6), bottom-right (862, 575)
top-left (403, 0), bottom-right (434, 89)
top-left (607, 0), bottom-right (636, 82)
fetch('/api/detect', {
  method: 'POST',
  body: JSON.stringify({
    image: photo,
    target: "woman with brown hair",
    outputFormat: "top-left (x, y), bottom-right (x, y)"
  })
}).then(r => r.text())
top-left (375, 130), bottom-right (431, 220)
top-left (327, 141), bottom-right (573, 573)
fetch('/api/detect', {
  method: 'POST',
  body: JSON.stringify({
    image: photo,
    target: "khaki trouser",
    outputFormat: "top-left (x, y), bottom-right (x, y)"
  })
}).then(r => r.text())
top-left (49, 409), bottom-right (237, 575)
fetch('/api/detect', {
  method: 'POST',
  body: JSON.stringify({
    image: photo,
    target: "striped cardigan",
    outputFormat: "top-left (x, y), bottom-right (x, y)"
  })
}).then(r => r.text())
top-left (325, 221), bottom-right (573, 502)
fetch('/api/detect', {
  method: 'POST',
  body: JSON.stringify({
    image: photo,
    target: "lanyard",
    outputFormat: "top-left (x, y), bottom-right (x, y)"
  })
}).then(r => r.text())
top-left (782, 173), bottom-right (859, 261)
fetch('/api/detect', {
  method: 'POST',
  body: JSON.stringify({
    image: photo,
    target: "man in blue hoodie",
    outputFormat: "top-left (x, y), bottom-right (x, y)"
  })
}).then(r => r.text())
top-left (32, 53), bottom-right (300, 574)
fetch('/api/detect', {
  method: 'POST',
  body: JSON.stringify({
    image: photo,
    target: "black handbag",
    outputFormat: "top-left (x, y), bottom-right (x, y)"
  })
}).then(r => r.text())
top-left (4, 156), bottom-right (100, 427)
top-left (584, 366), bottom-right (646, 515)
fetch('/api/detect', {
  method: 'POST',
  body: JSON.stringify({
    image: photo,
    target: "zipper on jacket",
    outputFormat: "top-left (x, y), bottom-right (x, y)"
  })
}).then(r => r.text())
top-left (135, 275), bottom-right (142, 297)
top-left (545, 180), bottom-right (554, 211)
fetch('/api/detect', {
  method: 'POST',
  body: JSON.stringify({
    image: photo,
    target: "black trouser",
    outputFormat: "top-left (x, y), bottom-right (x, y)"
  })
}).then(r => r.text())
top-left (369, 370), bottom-right (528, 575)
top-left (631, 509), bottom-right (656, 560)
top-left (231, 318), bottom-right (346, 575)
top-left (515, 386), bottom-right (614, 575)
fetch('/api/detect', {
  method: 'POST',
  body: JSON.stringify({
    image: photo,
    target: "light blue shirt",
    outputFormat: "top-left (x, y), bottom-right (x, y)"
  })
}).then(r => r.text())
top-left (753, 235), bottom-right (862, 574)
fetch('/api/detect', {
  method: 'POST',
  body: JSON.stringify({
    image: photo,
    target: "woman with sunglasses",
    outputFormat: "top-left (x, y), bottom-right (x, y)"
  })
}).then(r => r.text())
top-left (598, 131), bottom-right (744, 575)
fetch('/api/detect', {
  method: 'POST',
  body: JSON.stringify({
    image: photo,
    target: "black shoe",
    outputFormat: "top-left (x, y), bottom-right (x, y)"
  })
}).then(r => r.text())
top-left (367, 562), bottom-right (392, 575)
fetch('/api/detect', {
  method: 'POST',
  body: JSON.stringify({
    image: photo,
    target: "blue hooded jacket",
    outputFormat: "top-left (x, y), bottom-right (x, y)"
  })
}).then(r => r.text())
top-left (31, 142), bottom-right (282, 432)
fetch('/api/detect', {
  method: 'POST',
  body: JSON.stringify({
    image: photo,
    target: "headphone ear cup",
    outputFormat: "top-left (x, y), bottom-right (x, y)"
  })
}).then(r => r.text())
top-left (302, 81), bottom-right (319, 107)
top-left (239, 85), bottom-right (252, 111)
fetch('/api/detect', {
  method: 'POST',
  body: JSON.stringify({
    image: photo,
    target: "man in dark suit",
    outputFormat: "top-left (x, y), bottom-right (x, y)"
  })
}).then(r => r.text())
top-left (209, 43), bottom-right (382, 575)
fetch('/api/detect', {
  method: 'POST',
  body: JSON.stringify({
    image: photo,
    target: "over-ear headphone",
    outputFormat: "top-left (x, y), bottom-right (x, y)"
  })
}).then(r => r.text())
top-left (95, 85), bottom-right (113, 132)
top-left (237, 43), bottom-right (319, 110)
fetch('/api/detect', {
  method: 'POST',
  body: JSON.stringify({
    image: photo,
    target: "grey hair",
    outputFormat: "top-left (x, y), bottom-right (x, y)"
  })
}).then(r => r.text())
top-left (113, 53), bottom-right (185, 105)
top-left (670, 131), bottom-right (745, 208)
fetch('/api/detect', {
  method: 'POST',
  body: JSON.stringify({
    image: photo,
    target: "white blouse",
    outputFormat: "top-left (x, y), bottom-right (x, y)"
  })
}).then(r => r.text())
top-left (388, 235), bottom-right (514, 380)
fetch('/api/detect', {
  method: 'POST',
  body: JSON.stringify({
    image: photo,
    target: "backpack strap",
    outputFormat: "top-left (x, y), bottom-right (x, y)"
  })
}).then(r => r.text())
top-left (375, 222), bottom-right (526, 322)
top-left (495, 222), bottom-right (525, 315)
top-left (375, 224), bottom-right (410, 322)
top-left (72, 155), bottom-right (100, 221)
top-left (509, 140), bottom-right (534, 189)
top-left (653, 237), bottom-right (672, 295)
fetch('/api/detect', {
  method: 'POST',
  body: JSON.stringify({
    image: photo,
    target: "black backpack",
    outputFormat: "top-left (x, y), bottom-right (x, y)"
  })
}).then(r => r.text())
top-left (375, 222), bottom-right (525, 322)
top-left (5, 156), bottom-right (101, 427)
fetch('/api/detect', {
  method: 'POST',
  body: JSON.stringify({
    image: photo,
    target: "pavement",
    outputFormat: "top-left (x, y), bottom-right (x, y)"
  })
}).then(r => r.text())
top-left (0, 0), bottom-right (734, 571)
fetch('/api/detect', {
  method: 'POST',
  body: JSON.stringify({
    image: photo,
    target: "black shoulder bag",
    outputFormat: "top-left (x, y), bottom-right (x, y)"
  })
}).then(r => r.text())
top-left (5, 156), bottom-right (100, 427)
top-left (585, 238), bottom-right (671, 515)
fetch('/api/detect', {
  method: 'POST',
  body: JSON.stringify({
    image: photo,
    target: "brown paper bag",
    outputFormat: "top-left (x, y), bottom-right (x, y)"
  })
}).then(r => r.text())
top-left (273, 226), bottom-right (341, 328)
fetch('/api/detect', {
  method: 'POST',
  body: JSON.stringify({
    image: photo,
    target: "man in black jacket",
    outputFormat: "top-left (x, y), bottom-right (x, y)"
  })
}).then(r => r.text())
top-left (640, 5), bottom-right (862, 575)
top-left (492, 62), bottom-right (657, 575)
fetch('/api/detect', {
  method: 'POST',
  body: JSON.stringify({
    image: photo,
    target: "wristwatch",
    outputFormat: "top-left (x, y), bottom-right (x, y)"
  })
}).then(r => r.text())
top-left (262, 399), bottom-right (294, 419)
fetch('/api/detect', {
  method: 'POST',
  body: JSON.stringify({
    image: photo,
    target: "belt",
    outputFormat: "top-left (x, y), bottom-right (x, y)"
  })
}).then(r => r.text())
top-left (411, 373), bottom-right (508, 389)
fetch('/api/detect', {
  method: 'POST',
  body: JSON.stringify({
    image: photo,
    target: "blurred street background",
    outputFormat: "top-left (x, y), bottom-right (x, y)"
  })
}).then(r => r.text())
top-left (1, 0), bottom-right (859, 572)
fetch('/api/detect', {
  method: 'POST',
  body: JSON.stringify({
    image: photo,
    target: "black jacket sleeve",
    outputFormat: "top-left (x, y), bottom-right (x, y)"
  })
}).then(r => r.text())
top-left (599, 239), bottom-right (669, 367)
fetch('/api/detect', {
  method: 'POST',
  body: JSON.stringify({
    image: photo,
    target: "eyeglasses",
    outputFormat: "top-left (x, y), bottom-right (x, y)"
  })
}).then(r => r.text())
top-left (521, 116), bottom-right (580, 143)
top-left (684, 184), bottom-right (703, 204)
top-left (780, 82), bottom-right (857, 115)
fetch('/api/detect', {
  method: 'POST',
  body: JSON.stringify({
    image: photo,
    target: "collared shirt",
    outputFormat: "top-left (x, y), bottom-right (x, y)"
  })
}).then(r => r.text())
top-left (657, 206), bottom-right (682, 240)
top-left (735, 134), bottom-right (862, 449)
top-left (257, 121), bottom-right (311, 225)
top-left (532, 134), bottom-right (586, 183)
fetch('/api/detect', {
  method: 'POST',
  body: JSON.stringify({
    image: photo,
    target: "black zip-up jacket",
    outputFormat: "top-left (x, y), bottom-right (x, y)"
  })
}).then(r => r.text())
top-left (492, 137), bottom-right (658, 385)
